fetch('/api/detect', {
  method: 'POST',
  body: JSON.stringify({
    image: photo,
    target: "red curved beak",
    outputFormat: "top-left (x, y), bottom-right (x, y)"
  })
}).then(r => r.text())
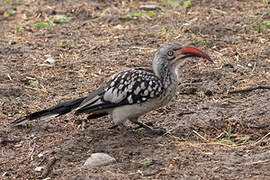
top-left (180, 46), bottom-right (212, 62)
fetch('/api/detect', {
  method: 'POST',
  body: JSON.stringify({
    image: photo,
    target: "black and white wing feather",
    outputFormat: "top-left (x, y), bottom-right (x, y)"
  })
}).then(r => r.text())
top-left (74, 68), bottom-right (164, 114)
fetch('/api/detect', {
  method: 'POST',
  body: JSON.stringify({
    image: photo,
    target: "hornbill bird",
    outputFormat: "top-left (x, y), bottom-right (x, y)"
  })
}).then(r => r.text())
top-left (11, 42), bottom-right (211, 135)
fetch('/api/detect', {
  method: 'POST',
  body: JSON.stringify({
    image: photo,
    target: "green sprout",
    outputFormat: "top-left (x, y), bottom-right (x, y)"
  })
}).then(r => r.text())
top-left (159, 0), bottom-right (191, 9)
top-left (121, 12), bottom-right (156, 19)
top-left (35, 21), bottom-right (52, 28)
top-left (263, 20), bottom-right (270, 28)
top-left (164, 0), bottom-right (182, 8)
top-left (53, 17), bottom-right (69, 24)
top-left (3, 9), bottom-right (15, 17)
top-left (15, 26), bottom-right (21, 32)
top-left (162, 25), bottom-right (169, 33)
top-left (183, 0), bottom-right (191, 8)
top-left (203, 39), bottom-right (209, 45)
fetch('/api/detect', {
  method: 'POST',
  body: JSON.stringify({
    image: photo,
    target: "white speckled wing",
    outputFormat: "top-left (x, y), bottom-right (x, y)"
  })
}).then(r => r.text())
top-left (74, 68), bottom-right (164, 114)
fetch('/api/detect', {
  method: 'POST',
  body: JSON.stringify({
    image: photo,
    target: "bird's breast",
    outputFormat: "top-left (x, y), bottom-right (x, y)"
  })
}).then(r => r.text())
top-left (160, 76), bottom-right (179, 106)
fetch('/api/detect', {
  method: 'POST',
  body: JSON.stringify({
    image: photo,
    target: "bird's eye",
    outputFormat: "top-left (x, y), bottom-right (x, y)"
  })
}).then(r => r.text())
top-left (167, 51), bottom-right (174, 56)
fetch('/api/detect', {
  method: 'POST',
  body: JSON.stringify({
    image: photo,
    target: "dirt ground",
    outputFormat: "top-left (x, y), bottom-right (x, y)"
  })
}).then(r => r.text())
top-left (0, 0), bottom-right (270, 179)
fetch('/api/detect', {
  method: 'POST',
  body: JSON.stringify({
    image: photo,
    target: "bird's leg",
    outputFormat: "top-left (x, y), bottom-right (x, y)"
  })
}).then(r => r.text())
top-left (129, 118), bottom-right (166, 135)
top-left (118, 123), bottom-right (133, 137)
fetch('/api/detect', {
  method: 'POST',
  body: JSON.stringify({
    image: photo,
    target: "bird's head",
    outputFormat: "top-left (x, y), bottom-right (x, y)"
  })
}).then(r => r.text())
top-left (152, 42), bottom-right (211, 78)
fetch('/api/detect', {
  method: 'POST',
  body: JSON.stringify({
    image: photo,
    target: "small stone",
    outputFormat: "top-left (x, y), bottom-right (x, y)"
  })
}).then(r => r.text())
top-left (247, 63), bottom-right (252, 67)
top-left (115, 24), bottom-right (124, 30)
top-left (45, 54), bottom-right (55, 64)
top-left (222, 63), bottom-right (234, 69)
top-left (53, 16), bottom-right (69, 24)
top-left (34, 166), bottom-right (44, 172)
top-left (140, 5), bottom-right (161, 11)
top-left (83, 153), bottom-right (116, 168)
top-left (38, 153), bottom-right (43, 158)
top-left (205, 90), bottom-right (213, 96)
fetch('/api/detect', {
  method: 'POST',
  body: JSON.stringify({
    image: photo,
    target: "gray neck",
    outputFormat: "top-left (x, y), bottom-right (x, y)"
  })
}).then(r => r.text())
top-left (152, 60), bottom-right (179, 89)
top-left (154, 62), bottom-right (179, 104)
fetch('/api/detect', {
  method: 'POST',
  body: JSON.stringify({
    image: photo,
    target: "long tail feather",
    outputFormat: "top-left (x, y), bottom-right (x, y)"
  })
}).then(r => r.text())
top-left (11, 96), bottom-right (87, 126)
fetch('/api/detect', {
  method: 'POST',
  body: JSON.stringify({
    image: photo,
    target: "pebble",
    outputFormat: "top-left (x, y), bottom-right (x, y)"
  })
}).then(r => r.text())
top-left (205, 90), bottom-right (213, 96)
top-left (45, 54), bottom-right (55, 64)
top-left (34, 166), bottom-right (44, 172)
top-left (83, 153), bottom-right (116, 168)
top-left (140, 5), bottom-right (161, 10)
top-left (38, 153), bottom-right (43, 158)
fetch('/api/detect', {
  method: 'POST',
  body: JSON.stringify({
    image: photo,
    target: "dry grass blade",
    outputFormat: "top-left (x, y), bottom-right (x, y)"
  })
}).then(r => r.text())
top-left (229, 85), bottom-right (270, 94)
top-left (193, 130), bottom-right (208, 142)
top-left (253, 131), bottom-right (270, 146)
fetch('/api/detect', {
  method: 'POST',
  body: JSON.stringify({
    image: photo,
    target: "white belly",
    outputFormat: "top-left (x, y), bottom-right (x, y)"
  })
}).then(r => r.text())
top-left (112, 97), bottom-right (164, 125)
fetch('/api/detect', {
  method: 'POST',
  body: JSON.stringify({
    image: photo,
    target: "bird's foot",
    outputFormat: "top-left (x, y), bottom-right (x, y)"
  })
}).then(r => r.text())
top-left (118, 123), bottom-right (134, 137)
top-left (108, 124), bottom-right (118, 129)
top-left (111, 122), bottom-right (166, 136)
top-left (147, 127), bottom-right (166, 135)
top-left (130, 120), bottom-right (166, 135)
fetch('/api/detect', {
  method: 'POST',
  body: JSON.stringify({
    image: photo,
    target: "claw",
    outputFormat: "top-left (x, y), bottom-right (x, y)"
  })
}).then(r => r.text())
top-left (150, 128), bottom-right (166, 135)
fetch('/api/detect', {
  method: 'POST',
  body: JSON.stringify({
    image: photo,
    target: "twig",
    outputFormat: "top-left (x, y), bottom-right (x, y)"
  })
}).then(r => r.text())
top-left (29, 137), bottom-right (37, 160)
top-left (29, 145), bottom-right (35, 161)
top-left (242, 159), bottom-right (270, 166)
top-left (193, 130), bottom-right (208, 142)
top-left (252, 62), bottom-right (257, 72)
top-left (253, 131), bottom-right (270, 146)
top-left (229, 85), bottom-right (270, 94)
top-left (213, 133), bottom-right (224, 140)
top-left (250, 124), bottom-right (270, 129)
top-left (212, 8), bottom-right (227, 15)
top-left (142, 169), bottom-right (164, 177)
top-left (178, 111), bottom-right (195, 116)
top-left (7, 74), bottom-right (12, 81)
